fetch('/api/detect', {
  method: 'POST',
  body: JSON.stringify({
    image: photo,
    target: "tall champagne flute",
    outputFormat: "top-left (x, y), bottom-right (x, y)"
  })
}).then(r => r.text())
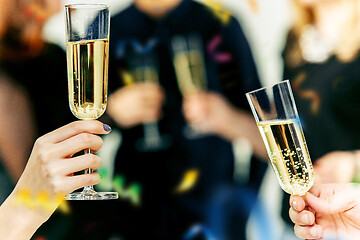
top-left (246, 80), bottom-right (315, 196)
top-left (65, 4), bottom-right (118, 200)
top-left (128, 52), bottom-right (172, 152)
top-left (171, 33), bottom-right (208, 139)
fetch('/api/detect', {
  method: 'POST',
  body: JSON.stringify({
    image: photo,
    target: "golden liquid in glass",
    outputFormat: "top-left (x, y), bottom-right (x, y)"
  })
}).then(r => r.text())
top-left (258, 119), bottom-right (314, 195)
top-left (66, 39), bottom-right (109, 120)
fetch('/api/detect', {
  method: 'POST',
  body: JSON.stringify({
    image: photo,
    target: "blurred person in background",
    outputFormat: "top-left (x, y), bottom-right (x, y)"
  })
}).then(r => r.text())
top-left (0, 0), bottom-right (71, 189)
top-left (68, 0), bottom-right (268, 239)
top-left (280, 0), bottom-right (360, 238)
top-left (0, 0), bottom-right (73, 238)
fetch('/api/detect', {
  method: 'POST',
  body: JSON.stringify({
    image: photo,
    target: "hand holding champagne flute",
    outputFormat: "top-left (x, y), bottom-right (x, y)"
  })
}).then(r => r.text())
top-left (246, 80), bottom-right (314, 196)
top-left (65, 4), bottom-right (118, 200)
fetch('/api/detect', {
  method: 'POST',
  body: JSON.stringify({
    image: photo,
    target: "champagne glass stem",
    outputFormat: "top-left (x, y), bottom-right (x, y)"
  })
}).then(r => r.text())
top-left (83, 148), bottom-right (95, 193)
top-left (143, 122), bottom-right (161, 144)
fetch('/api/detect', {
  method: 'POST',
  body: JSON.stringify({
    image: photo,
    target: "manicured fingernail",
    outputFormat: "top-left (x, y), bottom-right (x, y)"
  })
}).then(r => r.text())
top-left (310, 226), bottom-right (321, 238)
top-left (103, 124), bottom-right (112, 132)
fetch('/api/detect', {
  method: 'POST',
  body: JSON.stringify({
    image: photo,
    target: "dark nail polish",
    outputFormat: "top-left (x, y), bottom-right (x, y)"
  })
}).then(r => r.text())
top-left (103, 124), bottom-right (112, 132)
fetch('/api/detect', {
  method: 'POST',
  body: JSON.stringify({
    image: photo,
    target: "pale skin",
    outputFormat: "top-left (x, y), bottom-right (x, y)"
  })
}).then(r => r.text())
top-left (0, 121), bottom-right (110, 240)
top-left (289, 184), bottom-right (360, 240)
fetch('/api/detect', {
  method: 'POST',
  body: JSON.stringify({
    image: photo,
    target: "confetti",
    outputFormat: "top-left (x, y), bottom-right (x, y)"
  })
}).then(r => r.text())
top-left (113, 175), bottom-right (142, 206)
top-left (14, 189), bottom-right (70, 214)
top-left (207, 34), bottom-right (233, 63)
top-left (201, 0), bottom-right (232, 25)
top-left (174, 169), bottom-right (199, 194)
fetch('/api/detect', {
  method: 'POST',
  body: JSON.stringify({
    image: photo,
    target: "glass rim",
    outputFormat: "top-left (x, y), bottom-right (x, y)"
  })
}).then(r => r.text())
top-left (65, 3), bottom-right (110, 10)
top-left (245, 79), bottom-right (290, 96)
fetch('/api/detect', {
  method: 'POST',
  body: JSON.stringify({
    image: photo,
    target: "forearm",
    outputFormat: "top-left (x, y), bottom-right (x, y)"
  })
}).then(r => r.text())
top-left (0, 192), bottom-right (45, 240)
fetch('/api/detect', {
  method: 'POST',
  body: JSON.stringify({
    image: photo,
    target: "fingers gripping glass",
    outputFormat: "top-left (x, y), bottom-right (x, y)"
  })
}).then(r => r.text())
top-left (65, 4), bottom-right (118, 200)
top-left (246, 80), bottom-right (315, 195)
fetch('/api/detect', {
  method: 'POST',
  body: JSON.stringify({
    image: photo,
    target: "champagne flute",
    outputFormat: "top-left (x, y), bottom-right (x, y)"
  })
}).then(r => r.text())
top-left (171, 33), bottom-right (208, 139)
top-left (128, 52), bottom-right (172, 152)
top-left (246, 80), bottom-right (315, 196)
top-left (65, 4), bottom-right (118, 200)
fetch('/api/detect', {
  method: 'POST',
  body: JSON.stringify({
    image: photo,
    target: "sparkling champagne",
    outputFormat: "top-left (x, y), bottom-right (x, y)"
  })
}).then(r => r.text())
top-left (258, 119), bottom-right (314, 195)
top-left (66, 39), bottom-right (109, 120)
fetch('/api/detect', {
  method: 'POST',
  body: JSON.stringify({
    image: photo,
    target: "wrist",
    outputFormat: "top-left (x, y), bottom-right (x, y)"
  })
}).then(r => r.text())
top-left (0, 192), bottom-right (47, 239)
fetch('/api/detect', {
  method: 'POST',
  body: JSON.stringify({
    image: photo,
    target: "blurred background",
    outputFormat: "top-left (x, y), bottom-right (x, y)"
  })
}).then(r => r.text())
top-left (1, 0), bottom-right (297, 239)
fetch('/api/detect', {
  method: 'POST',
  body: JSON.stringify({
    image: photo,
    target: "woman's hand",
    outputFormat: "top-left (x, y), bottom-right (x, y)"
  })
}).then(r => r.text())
top-left (0, 120), bottom-right (111, 240)
top-left (289, 184), bottom-right (360, 239)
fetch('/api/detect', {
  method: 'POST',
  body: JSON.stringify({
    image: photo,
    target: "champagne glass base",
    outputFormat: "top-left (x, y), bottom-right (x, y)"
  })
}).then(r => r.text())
top-left (65, 189), bottom-right (118, 200)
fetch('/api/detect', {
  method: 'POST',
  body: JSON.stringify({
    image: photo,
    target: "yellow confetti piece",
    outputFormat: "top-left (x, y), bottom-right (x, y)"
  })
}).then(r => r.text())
top-left (13, 189), bottom-right (71, 214)
top-left (174, 169), bottom-right (199, 194)
top-left (16, 189), bottom-right (36, 209)
top-left (201, 0), bottom-right (232, 25)
top-left (36, 191), bottom-right (51, 211)
top-left (121, 70), bottom-right (135, 86)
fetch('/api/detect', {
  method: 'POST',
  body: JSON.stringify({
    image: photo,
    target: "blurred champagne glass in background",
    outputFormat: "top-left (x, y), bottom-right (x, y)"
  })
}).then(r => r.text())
top-left (128, 52), bottom-right (172, 152)
top-left (171, 33), bottom-right (208, 139)
top-left (246, 80), bottom-right (314, 196)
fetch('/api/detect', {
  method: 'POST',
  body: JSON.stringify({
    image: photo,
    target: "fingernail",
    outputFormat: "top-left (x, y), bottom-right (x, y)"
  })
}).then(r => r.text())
top-left (310, 226), bottom-right (321, 238)
top-left (103, 124), bottom-right (112, 132)
top-left (301, 214), bottom-right (311, 225)
top-left (292, 199), bottom-right (297, 209)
